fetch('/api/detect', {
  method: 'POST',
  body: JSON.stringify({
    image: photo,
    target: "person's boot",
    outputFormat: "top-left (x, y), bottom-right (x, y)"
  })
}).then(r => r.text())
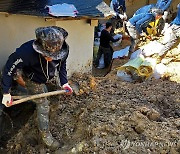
top-left (41, 130), bottom-right (61, 150)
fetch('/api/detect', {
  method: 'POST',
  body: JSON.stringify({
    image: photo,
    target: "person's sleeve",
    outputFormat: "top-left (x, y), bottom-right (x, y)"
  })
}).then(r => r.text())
top-left (110, 1), bottom-right (114, 10)
top-left (123, 0), bottom-right (126, 12)
top-left (2, 52), bottom-right (24, 94)
top-left (59, 60), bottom-right (68, 86)
top-left (163, 0), bottom-right (172, 11)
top-left (136, 14), bottom-right (153, 34)
top-left (107, 32), bottom-right (120, 42)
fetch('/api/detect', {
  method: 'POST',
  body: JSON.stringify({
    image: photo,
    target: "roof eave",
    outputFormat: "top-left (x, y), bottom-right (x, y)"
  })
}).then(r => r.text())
top-left (0, 12), bottom-right (112, 20)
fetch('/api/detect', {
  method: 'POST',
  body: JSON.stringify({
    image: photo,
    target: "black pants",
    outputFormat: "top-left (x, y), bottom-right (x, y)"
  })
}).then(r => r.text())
top-left (95, 46), bottom-right (113, 68)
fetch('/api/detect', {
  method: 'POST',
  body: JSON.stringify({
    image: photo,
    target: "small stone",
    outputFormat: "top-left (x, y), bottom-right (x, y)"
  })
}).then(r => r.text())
top-left (174, 118), bottom-right (180, 127)
top-left (138, 106), bottom-right (151, 115)
top-left (135, 123), bottom-right (145, 134)
top-left (147, 109), bottom-right (160, 121)
top-left (112, 105), bottom-right (116, 110)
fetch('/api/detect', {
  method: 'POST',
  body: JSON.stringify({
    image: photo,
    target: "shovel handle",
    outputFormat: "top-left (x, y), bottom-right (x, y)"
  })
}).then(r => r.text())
top-left (12, 90), bottom-right (66, 105)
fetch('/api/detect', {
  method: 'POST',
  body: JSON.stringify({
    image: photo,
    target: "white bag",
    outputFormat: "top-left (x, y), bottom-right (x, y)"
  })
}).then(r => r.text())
top-left (117, 70), bottom-right (133, 82)
top-left (153, 63), bottom-right (167, 79)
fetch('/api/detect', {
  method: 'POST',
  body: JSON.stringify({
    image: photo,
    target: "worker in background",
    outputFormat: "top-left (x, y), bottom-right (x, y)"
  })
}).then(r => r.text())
top-left (134, 4), bottom-right (155, 16)
top-left (134, 0), bottom-right (172, 21)
top-left (126, 8), bottom-right (163, 53)
top-left (1, 26), bottom-right (73, 150)
top-left (94, 22), bottom-right (120, 68)
top-left (110, 0), bottom-right (127, 31)
top-left (156, 0), bottom-right (172, 21)
top-left (159, 3), bottom-right (180, 55)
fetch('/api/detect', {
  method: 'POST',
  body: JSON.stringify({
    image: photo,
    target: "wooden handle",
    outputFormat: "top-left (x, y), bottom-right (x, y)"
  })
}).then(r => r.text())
top-left (12, 90), bottom-right (66, 105)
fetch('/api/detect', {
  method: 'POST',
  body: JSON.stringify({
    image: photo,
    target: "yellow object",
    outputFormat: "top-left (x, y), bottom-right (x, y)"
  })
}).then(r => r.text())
top-left (146, 18), bottom-right (161, 36)
top-left (89, 77), bottom-right (96, 90)
top-left (138, 58), bottom-right (157, 78)
top-left (117, 57), bottom-right (157, 80)
top-left (117, 57), bottom-right (144, 74)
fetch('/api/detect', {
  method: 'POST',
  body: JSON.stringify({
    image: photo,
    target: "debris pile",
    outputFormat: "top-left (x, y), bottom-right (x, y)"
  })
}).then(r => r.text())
top-left (114, 37), bottom-right (180, 83)
top-left (2, 73), bottom-right (179, 153)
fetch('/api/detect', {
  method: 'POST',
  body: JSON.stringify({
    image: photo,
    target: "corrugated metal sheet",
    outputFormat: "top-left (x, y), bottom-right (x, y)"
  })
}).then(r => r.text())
top-left (0, 0), bottom-right (112, 18)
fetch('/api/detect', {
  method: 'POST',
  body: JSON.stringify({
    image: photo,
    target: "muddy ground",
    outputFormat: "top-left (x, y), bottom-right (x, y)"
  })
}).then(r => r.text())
top-left (0, 71), bottom-right (179, 154)
top-left (0, 35), bottom-right (180, 154)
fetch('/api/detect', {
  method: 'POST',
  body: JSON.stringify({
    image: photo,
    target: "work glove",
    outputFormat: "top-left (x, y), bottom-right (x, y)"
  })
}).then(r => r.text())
top-left (123, 13), bottom-right (127, 20)
top-left (118, 14), bottom-right (125, 20)
top-left (2, 94), bottom-right (13, 107)
top-left (62, 83), bottom-right (73, 95)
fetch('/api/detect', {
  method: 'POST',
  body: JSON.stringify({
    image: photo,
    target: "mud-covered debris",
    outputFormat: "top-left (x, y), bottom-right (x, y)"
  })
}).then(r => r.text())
top-left (1, 73), bottom-right (179, 154)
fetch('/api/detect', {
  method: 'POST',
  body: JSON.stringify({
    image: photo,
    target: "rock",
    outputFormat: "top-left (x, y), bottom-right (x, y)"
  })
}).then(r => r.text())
top-left (111, 105), bottom-right (116, 110)
top-left (138, 106), bottom-right (151, 115)
top-left (174, 118), bottom-right (180, 127)
top-left (134, 123), bottom-right (145, 134)
top-left (177, 140), bottom-right (180, 153)
top-left (147, 109), bottom-right (160, 121)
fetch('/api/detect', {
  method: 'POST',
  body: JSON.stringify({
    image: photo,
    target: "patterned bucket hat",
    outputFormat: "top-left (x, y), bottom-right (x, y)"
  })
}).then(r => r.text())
top-left (33, 26), bottom-right (68, 60)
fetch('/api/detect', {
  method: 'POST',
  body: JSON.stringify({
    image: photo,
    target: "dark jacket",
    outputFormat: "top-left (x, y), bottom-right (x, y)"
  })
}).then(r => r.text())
top-left (100, 29), bottom-right (119, 48)
top-left (2, 40), bottom-right (69, 94)
top-left (129, 13), bottom-right (155, 34)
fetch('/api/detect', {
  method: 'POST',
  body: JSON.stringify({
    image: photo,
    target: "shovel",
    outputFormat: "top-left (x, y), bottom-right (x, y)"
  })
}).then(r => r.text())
top-left (12, 81), bottom-right (80, 106)
top-left (12, 90), bottom-right (67, 105)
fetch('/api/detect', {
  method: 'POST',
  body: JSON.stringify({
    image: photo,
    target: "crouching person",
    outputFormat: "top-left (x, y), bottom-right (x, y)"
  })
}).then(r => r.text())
top-left (126, 8), bottom-right (163, 54)
top-left (1, 26), bottom-right (73, 150)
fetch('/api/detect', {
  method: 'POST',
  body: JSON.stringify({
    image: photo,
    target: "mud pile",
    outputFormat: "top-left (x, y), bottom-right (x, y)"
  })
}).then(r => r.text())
top-left (2, 73), bottom-right (180, 154)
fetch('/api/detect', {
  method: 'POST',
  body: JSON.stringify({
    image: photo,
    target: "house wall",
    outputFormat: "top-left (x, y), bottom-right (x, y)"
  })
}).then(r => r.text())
top-left (0, 14), bottom-right (54, 67)
top-left (0, 14), bottom-right (94, 77)
top-left (56, 20), bottom-right (94, 76)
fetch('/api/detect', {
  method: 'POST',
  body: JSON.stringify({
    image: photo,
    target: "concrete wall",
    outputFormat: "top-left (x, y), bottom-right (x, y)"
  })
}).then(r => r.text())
top-left (0, 14), bottom-right (94, 76)
top-left (0, 14), bottom-right (54, 67)
top-left (56, 20), bottom-right (94, 76)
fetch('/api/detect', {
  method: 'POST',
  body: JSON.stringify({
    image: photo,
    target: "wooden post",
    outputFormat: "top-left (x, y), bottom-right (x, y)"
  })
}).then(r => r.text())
top-left (146, 0), bottom-right (150, 5)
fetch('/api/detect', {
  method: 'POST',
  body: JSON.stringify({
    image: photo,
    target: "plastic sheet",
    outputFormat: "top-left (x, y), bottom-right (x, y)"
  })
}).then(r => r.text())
top-left (116, 57), bottom-right (144, 82)
top-left (138, 58), bottom-right (157, 78)
top-left (113, 46), bottom-right (130, 59)
top-left (46, 3), bottom-right (78, 17)
top-left (130, 49), bottom-right (143, 60)
top-left (117, 70), bottom-right (133, 82)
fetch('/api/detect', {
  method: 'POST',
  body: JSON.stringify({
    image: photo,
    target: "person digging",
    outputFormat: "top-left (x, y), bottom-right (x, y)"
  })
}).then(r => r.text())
top-left (1, 26), bottom-right (73, 150)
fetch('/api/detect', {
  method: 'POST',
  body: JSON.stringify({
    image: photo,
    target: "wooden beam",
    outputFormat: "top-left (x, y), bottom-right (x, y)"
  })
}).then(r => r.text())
top-left (45, 15), bottom-right (111, 22)
top-left (90, 20), bottom-right (98, 26)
